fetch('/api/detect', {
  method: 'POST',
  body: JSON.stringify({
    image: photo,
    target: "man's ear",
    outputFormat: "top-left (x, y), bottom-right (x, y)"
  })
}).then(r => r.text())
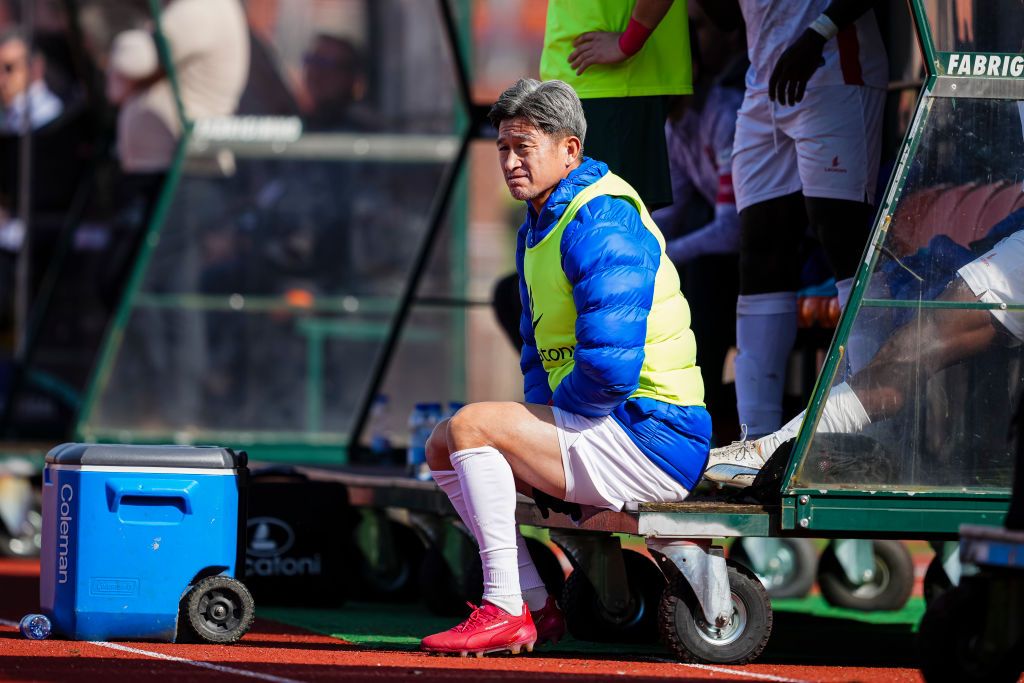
top-left (565, 136), bottom-right (581, 165)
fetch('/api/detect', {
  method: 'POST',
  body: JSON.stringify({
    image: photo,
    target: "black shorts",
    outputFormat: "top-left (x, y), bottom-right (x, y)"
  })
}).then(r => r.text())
top-left (581, 95), bottom-right (672, 210)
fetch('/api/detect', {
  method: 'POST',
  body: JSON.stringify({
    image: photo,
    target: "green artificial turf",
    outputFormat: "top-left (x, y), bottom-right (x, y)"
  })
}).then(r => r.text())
top-left (262, 594), bottom-right (926, 664)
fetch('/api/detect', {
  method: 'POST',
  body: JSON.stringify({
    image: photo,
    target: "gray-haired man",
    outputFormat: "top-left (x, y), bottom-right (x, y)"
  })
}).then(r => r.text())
top-left (419, 78), bottom-right (711, 656)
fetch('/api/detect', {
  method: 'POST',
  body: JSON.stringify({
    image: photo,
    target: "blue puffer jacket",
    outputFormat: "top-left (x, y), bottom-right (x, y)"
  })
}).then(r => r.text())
top-left (515, 158), bottom-right (711, 490)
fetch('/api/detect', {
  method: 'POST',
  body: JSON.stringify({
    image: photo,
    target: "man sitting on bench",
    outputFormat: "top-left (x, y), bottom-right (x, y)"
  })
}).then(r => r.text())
top-left (420, 78), bottom-right (712, 656)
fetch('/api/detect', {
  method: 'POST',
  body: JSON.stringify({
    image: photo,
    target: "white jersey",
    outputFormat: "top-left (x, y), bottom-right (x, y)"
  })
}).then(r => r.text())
top-left (738, 0), bottom-right (888, 92)
top-left (665, 86), bottom-right (742, 208)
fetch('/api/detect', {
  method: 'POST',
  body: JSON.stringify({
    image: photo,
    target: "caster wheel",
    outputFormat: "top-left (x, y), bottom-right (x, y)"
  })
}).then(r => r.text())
top-left (817, 540), bottom-right (913, 611)
top-left (561, 549), bottom-right (664, 643)
top-left (729, 538), bottom-right (817, 599)
top-left (184, 576), bottom-right (255, 644)
top-left (659, 560), bottom-right (772, 664)
top-left (357, 520), bottom-right (425, 601)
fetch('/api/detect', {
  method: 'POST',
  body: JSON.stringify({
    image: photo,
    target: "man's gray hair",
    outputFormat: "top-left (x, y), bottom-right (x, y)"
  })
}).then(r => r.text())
top-left (488, 78), bottom-right (586, 148)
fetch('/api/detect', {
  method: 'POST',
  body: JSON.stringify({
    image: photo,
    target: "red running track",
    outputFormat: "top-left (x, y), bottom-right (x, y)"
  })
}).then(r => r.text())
top-left (0, 558), bottom-right (925, 683)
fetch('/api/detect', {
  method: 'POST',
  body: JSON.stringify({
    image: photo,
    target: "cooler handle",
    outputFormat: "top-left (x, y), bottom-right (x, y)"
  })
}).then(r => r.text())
top-left (106, 479), bottom-right (197, 514)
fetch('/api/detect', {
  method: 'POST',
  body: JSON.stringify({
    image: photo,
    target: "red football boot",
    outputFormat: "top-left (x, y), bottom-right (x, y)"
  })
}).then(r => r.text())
top-left (421, 602), bottom-right (537, 657)
top-left (531, 596), bottom-right (566, 646)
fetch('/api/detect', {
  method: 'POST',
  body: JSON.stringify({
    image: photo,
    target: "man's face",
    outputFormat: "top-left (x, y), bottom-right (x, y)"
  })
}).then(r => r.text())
top-left (0, 39), bottom-right (30, 107)
top-left (497, 117), bottom-right (576, 208)
top-left (304, 37), bottom-right (359, 112)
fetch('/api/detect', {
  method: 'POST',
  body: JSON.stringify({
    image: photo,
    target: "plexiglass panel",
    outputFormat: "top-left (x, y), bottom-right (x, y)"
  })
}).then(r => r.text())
top-left (924, 0), bottom-right (1024, 54)
top-left (79, 0), bottom-right (465, 454)
top-left (794, 96), bottom-right (1024, 490)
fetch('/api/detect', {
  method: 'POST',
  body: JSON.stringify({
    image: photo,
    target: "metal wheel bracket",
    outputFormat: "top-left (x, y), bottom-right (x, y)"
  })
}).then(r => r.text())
top-left (937, 540), bottom-right (963, 585)
top-left (550, 530), bottom-right (632, 617)
top-left (648, 539), bottom-right (731, 628)
top-left (833, 539), bottom-right (875, 585)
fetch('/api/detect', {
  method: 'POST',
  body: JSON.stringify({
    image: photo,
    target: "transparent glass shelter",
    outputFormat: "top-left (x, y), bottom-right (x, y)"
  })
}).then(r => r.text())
top-left (74, 0), bottom-right (473, 463)
top-left (777, 0), bottom-right (1021, 534)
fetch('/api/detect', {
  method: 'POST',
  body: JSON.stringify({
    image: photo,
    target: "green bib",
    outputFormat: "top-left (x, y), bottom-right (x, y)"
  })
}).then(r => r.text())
top-left (523, 172), bottom-right (704, 407)
top-left (540, 0), bottom-right (693, 98)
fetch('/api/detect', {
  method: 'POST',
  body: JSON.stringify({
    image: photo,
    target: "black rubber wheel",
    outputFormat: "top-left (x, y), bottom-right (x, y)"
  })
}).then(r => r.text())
top-left (184, 576), bottom-right (255, 644)
top-left (918, 579), bottom-right (1020, 683)
top-left (660, 560), bottom-right (772, 664)
top-left (817, 540), bottom-right (913, 611)
top-left (561, 549), bottom-right (665, 643)
top-left (729, 538), bottom-right (817, 599)
top-left (0, 490), bottom-right (42, 558)
top-left (923, 555), bottom-right (954, 607)
top-left (357, 520), bottom-right (426, 602)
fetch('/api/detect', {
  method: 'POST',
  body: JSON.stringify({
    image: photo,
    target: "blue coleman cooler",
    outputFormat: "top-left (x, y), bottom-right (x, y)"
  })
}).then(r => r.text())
top-left (39, 444), bottom-right (253, 643)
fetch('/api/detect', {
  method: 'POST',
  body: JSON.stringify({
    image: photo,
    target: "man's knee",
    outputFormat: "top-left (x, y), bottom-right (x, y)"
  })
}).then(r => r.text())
top-left (446, 403), bottom-right (492, 453)
top-left (425, 418), bottom-right (452, 471)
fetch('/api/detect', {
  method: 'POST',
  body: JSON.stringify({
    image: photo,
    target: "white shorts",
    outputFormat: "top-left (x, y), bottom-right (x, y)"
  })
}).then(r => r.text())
top-left (957, 230), bottom-right (1024, 343)
top-left (553, 407), bottom-right (690, 512)
top-left (732, 85), bottom-right (885, 212)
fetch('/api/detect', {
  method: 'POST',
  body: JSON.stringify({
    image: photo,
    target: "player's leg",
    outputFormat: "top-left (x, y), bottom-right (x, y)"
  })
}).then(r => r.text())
top-left (731, 89), bottom-right (806, 440)
top-left (796, 85), bottom-right (885, 371)
top-left (713, 271), bottom-right (1014, 474)
top-left (425, 412), bottom-right (554, 622)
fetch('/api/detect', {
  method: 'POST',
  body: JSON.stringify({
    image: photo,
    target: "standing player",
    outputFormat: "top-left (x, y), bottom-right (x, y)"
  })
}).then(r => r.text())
top-left (701, 0), bottom-right (887, 479)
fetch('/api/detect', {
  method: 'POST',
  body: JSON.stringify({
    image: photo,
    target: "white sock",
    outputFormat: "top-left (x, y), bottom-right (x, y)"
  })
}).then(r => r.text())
top-left (760, 382), bottom-right (871, 455)
top-left (517, 533), bottom-right (548, 611)
top-left (451, 446), bottom-right (522, 616)
top-left (432, 468), bottom-right (548, 610)
top-left (430, 469), bottom-right (479, 538)
top-left (735, 292), bottom-right (798, 436)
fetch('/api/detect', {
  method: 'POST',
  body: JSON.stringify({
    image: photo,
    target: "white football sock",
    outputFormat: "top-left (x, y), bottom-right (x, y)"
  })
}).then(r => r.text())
top-left (735, 292), bottom-right (798, 436)
top-left (517, 533), bottom-right (548, 611)
top-left (430, 469), bottom-right (479, 538)
top-left (759, 382), bottom-right (871, 455)
top-left (432, 468), bottom-right (547, 610)
top-left (451, 446), bottom-right (522, 616)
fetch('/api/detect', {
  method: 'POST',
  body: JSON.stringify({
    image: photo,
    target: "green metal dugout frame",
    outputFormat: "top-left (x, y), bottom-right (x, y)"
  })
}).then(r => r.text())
top-left (73, 0), bottom-right (475, 463)
top-left (775, 0), bottom-right (1020, 534)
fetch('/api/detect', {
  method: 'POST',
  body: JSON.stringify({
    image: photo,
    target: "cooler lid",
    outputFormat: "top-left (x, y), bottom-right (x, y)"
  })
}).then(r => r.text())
top-left (46, 443), bottom-right (247, 469)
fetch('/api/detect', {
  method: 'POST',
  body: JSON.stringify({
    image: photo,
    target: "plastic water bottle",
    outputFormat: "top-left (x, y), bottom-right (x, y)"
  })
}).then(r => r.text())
top-left (445, 402), bottom-right (466, 419)
top-left (19, 613), bottom-right (51, 640)
top-left (368, 394), bottom-right (392, 458)
top-left (408, 402), bottom-right (442, 480)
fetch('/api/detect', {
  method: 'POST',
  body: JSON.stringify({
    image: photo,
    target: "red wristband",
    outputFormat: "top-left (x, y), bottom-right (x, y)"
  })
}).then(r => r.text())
top-left (618, 17), bottom-right (653, 57)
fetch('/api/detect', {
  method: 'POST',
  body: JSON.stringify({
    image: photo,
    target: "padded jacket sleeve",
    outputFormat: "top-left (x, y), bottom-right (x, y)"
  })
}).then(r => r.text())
top-left (516, 223), bottom-right (554, 405)
top-left (552, 197), bottom-right (660, 417)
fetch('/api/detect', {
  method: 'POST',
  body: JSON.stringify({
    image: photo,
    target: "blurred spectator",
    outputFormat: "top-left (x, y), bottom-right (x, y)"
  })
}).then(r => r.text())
top-left (541, 0), bottom-right (691, 210)
top-left (107, 0), bottom-right (249, 173)
top-left (0, 28), bottom-right (62, 133)
top-left (703, 0), bottom-right (887, 440)
top-left (302, 32), bottom-right (374, 132)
